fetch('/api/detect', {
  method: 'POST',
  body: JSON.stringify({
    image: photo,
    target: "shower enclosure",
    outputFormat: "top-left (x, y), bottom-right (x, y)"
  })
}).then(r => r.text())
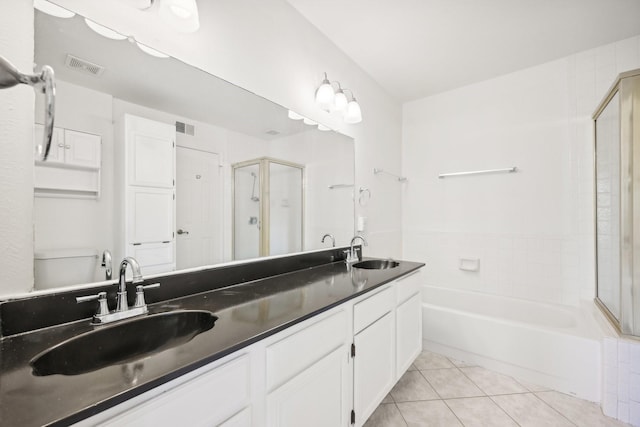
top-left (232, 158), bottom-right (304, 260)
top-left (594, 68), bottom-right (640, 337)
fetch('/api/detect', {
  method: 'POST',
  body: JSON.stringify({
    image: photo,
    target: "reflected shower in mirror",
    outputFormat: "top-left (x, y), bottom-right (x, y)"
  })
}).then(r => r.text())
top-left (24, 7), bottom-right (354, 294)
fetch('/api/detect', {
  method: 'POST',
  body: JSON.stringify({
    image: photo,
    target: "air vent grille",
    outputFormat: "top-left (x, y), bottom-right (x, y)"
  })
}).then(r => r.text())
top-left (64, 54), bottom-right (105, 77)
top-left (176, 121), bottom-right (195, 136)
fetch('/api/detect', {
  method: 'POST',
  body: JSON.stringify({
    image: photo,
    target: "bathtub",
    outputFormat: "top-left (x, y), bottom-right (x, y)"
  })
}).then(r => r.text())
top-left (421, 285), bottom-right (615, 402)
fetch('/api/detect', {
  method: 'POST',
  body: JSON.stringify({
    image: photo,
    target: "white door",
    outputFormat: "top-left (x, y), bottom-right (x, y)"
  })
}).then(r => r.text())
top-left (125, 114), bottom-right (175, 188)
top-left (176, 147), bottom-right (222, 269)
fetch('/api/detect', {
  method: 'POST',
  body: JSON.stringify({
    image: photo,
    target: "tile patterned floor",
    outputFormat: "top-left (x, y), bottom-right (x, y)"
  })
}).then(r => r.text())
top-left (364, 350), bottom-right (630, 427)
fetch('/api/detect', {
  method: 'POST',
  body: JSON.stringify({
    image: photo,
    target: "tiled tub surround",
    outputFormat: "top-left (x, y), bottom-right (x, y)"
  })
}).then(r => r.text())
top-left (421, 285), bottom-right (615, 403)
top-left (0, 247), bottom-right (423, 426)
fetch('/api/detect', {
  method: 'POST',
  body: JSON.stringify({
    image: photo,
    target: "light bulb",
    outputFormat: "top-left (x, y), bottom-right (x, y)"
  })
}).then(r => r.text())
top-left (334, 89), bottom-right (348, 113)
top-left (315, 75), bottom-right (335, 111)
top-left (136, 42), bottom-right (170, 58)
top-left (288, 110), bottom-right (304, 120)
top-left (303, 117), bottom-right (317, 126)
top-left (345, 99), bottom-right (362, 124)
top-left (159, 0), bottom-right (200, 33)
top-left (317, 124), bottom-right (331, 131)
top-left (85, 19), bottom-right (127, 40)
top-left (34, 0), bottom-right (75, 18)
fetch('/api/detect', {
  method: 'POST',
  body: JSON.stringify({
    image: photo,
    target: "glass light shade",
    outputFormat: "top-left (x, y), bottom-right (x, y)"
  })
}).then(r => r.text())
top-left (34, 0), bottom-right (75, 18)
top-left (317, 124), bottom-right (331, 131)
top-left (333, 90), bottom-right (348, 113)
top-left (85, 19), bottom-right (127, 40)
top-left (303, 117), bottom-right (317, 126)
top-left (158, 0), bottom-right (200, 33)
top-left (315, 79), bottom-right (335, 110)
top-left (344, 99), bottom-right (362, 124)
top-left (136, 42), bottom-right (170, 58)
top-left (287, 110), bottom-right (304, 120)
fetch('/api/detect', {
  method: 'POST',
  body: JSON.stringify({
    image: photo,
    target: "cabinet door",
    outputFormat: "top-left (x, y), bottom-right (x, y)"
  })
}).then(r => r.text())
top-left (125, 114), bottom-right (175, 188)
top-left (396, 293), bottom-right (422, 377)
top-left (354, 311), bottom-right (395, 426)
top-left (267, 346), bottom-right (349, 427)
top-left (127, 187), bottom-right (174, 244)
top-left (64, 129), bottom-right (101, 168)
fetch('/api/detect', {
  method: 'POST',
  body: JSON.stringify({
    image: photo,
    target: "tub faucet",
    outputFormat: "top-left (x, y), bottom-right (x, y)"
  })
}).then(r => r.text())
top-left (321, 233), bottom-right (335, 247)
top-left (346, 235), bottom-right (367, 264)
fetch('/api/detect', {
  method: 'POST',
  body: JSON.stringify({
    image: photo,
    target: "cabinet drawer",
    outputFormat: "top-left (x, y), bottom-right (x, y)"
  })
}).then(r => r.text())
top-left (353, 286), bottom-right (393, 334)
top-left (100, 354), bottom-right (250, 426)
top-left (396, 270), bottom-right (422, 305)
top-left (266, 309), bottom-right (347, 391)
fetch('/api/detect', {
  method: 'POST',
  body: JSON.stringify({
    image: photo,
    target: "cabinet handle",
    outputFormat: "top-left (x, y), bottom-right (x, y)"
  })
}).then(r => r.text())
top-left (58, 143), bottom-right (64, 148)
top-left (65, 144), bottom-right (71, 149)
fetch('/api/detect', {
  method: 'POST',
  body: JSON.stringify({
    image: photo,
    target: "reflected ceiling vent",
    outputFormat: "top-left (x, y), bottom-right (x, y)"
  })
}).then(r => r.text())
top-left (176, 121), bottom-right (195, 136)
top-left (64, 54), bottom-right (105, 77)
top-left (265, 129), bottom-right (280, 136)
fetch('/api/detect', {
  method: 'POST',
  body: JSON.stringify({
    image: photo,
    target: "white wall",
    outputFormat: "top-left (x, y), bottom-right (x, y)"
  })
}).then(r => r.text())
top-left (0, 2), bottom-right (35, 293)
top-left (403, 36), bottom-right (640, 306)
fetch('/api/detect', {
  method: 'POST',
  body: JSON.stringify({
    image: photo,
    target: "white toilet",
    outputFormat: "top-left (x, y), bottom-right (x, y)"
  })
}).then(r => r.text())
top-left (34, 248), bottom-right (99, 290)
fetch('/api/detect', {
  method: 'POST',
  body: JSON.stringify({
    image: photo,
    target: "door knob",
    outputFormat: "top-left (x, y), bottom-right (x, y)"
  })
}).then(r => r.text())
top-left (177, 229), bottom-right (189, 235)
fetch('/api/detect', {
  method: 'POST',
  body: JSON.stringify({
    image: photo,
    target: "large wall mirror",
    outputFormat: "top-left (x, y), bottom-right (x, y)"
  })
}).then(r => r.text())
top-left (24, 6), bottom-right (355, 294)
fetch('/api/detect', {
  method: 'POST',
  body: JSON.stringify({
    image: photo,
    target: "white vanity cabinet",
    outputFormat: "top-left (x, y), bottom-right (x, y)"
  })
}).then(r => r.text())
top-left (73, 269), bottom-right (424, 427)
top-left (265, 309), bottom-right (350, 427)
top-left (352, 286), bottom-right (395, 426)
top-left (78, 351), bottom-right (254, 427)
top-left (395, 271), bottom-right (423, 377)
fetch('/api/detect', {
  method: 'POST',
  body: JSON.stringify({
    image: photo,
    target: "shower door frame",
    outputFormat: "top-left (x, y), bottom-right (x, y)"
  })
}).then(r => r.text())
top-left (231, 157), bottom-right (305, 259)
top-left (593, 68), bottom-right (640, 337)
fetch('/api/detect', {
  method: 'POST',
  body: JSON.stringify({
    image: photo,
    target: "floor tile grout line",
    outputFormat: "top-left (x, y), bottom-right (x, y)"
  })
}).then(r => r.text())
top-left (456, 365), bottom-right (489, 397)
top-left (441, 398), bottom-right (475, 427)
top-left (530, 392), bottom-right (580, 427)
top-left (416, 367), bottom-right (446, 400)
top-left (487, 394), bottom-right (526, 427)
top-left (392, 401), bottom-right (409, 427)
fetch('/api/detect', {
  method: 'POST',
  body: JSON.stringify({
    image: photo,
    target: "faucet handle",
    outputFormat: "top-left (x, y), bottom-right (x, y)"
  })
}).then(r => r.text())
top-left (76, 291), bottom-right (109, 317)
top-left (133, 283), bottom-right (160, 308)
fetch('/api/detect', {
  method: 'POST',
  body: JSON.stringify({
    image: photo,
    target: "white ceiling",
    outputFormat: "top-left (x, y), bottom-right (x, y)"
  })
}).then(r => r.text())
top-left (287, 0), bottom-right (640, 102)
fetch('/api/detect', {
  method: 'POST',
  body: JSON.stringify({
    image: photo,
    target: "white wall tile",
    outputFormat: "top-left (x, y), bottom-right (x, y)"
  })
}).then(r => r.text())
top-left (603, 392), bottom-right (618, 418)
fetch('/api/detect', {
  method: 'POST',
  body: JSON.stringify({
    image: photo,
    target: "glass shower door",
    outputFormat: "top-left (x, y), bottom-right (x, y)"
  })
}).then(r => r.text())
top-left (233, 163), bottom-right (261, 260)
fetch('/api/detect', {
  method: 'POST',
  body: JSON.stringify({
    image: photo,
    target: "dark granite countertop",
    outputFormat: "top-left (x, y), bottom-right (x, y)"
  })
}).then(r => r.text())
top-left (0, 257), bottom-right (423, 427)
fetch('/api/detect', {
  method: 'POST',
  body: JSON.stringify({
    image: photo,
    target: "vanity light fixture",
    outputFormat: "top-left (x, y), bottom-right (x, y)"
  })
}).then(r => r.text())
top-left (315, 72), bottom-right (335, 111)
top-left (135, 42), bottom-right (170, 58)
top-left (315, 72), bottom-right (362, 124)
top-left (34, 0), bottom-right (75, 18)
top-left (84, 19), bottom-right (128, 40)
top-left (303, 117), bottom-right (318, 126)
top-left (287, 110), bottom-right (304, 120)
top-left (344, 92), bottom-right (362, 124)
top-left (157, 0), bottom-right (200, 33)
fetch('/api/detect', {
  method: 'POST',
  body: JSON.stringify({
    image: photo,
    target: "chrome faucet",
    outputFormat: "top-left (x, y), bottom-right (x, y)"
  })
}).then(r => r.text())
top-left (321, 233), bottom-right (336, 247)
top-left (101, 249), bottom-right (113, 280)
top-left (346, 235), bottom-right (368, 264)
top-left (77, 256), bottom-right (159, 324)
top-left (117, 257), bottom-right (143, 311)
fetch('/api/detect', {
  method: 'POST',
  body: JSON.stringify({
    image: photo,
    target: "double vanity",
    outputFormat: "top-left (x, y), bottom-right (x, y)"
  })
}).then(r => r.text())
top-left (0, 247), bottom-right (424, 426)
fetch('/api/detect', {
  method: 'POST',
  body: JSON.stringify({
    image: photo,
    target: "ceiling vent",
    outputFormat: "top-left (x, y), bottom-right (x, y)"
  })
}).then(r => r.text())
top-left (64, 54), bottom-right (105, 77)
top-left (176, 121), bottom-right (195, 136)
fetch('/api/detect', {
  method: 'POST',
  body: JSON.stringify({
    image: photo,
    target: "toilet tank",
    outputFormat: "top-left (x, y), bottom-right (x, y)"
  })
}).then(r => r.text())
top-left (34, 248), bottom-right (99, 290)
